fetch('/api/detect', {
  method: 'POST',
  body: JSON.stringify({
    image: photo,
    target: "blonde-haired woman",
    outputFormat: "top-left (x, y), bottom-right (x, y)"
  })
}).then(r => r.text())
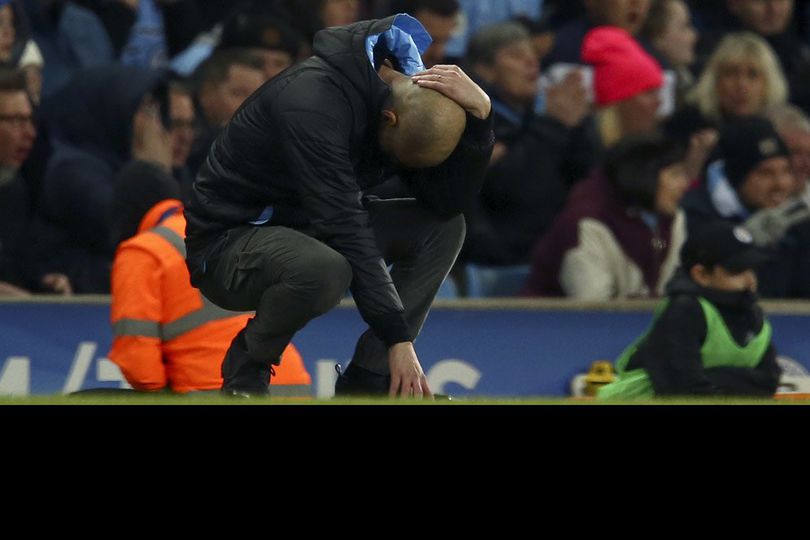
top-left (666, 32), bottom-right (788, 143)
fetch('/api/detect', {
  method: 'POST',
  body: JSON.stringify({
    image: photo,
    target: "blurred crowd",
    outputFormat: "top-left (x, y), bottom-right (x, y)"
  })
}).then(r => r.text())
top-left (1, 0), bottom-right (810, 301)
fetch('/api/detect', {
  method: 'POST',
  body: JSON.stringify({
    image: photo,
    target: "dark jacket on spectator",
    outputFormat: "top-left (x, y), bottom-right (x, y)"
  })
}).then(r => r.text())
top-left (76, 0), bottom-right (204, 60)
top-left (28, 65), bottom-right (168, 293)
top-left (462, 81), bottom-right (601, 265)
top-left (523, 170), bottom-right (685, 299)
top-left (681, 182), bottom-right (810, 299)
top-left (185, 16), bottom-right (494, 346)
top-left (0, 172), bottom-right (32, 288)
top-left (22, 0), bottom-right (116, 97)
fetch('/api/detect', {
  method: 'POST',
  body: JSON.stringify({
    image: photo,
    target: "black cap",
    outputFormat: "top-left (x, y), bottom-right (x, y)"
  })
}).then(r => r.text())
top-left (680, 221), bottom-right (771, 273)
top-left (219, 13), bottom-right (302, 59)
top-left (719, 117), bottom-right (790, 188)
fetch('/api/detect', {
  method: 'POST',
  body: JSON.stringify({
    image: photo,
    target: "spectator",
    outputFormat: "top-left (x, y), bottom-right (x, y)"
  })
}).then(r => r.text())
top-left (21, 0), bottom-right (116, 98)
top-left (523, 134), bottom-right (689, 300)
top-left (438, 0), bottom-right (543, 61)
top-left (513, 12), bottom-right (556, 65)
top-left (169, 3), bottom-right (304, 79)
top-left (187, 48), bottom-right (265, 176)
top-left (167, 79), bottom-right (195, 202)
top-left (681, 116), bottom-right (810, 298)
top-left (217, 10), bottom-right (304, 79)
top-left (767, 103), bottom-right (810, 204)
top-left (598, 220), bottom-right (781, 399)
top-left (108, 162), bottom-right (311, 395)
top-left (640, 0), bottom-right (698, 108)
top-left (544, 0), bottom-right (655, 70)
top-left (386, 0), bottom-right (460, 67)
top-left (0, 0), bottom-right (44, 103)
top-left (461, 21), bottom-right (597, 266)
top-left (582, 26), bottom-right (663, 148)
top-left (80, 0), bottom-right (205, 69)
top-left (28, 65), bottom-right (171, 293)
top-left (283, 0), bottom-right (361, 45)
top-left (666, 32), bottom-right (788, 144)
top-left (0, 68), bottom-right (70, 296)
top-left (695, 1), bottom-right (810, 93)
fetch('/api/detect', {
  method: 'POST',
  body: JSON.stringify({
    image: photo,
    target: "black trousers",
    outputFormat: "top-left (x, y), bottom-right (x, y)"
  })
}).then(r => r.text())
top-left (194, 200), bottom-right (465, 389)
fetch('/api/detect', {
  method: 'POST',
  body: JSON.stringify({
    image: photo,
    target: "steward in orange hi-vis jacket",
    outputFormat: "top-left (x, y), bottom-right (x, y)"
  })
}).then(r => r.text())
top-left (109, 195), bottom-right (311, 395)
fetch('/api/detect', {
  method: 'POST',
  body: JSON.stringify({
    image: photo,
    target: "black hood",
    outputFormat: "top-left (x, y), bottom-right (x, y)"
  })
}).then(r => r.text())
top-left (42, 65), bottom-right (169, 165)
top-left (312, 15), bottom-right (430, 128)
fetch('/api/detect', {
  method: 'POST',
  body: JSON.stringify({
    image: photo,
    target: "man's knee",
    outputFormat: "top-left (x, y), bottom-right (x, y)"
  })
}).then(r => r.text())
top-left (289, 249), bottom-right (352, 314)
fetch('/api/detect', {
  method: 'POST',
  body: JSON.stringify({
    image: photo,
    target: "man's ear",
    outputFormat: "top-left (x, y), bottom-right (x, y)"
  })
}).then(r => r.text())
top-left (381, 109), bottom-right (398, 127)
top-left (689, 264), bottom-right (712, 287)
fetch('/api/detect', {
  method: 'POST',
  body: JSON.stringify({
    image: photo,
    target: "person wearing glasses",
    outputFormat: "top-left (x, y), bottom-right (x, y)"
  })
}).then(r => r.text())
top-left (0, 68), bottom-right (71, 296)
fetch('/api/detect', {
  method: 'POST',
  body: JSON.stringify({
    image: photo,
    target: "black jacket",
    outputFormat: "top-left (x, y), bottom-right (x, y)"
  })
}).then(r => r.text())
top-left (185, 16), bottom-right (494, 345)
top-left (626, 269), bottom-right (781, 396)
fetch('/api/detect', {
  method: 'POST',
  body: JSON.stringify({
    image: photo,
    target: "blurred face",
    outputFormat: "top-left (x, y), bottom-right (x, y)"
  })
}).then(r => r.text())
top-left (716, 60), bottom-right (767, 117)
top-left (584, 0), bottom-right (651, 34)
top-left (531, 32), bottom-right (556, 63)
top-left (320, 0), bottom-right (359, 27)
top-left (201, 64), bottom-right (265, 127)
top-left (251, 48), bottom-right (294, 80)
top-left (652, 0), bottom-right (698, 68)
top-left (0, 90), bottom-right (36, 169)
top-left (694, 264), bottom-right (758, 292)
top-left (738, 155), bottom-right (794, 209)
top-left (729, 0), bottom-right (793, 36)
top-left (616, 88), bottom-right (662, 136)
top-left (169, 91), bottom-right (194, 168)
top-left (476, 39), bottom-right (539, 106)
top-left (779, 128), bottom-right (810, 192)
top-left (416, 9), bottom-right (458, 68)
top-left (655, 162), bottom-right (689, 216)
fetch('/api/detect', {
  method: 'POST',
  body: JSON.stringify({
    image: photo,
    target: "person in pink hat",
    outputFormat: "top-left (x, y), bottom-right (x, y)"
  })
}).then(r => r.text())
top-left (582, 25), bottom-right (663, 148)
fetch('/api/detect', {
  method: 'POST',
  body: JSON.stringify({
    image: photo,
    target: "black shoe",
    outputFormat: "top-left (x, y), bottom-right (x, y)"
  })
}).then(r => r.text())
top-left (221, 329), bottom-right (273, 395)
top-left (334, 363), bottom-right (390, 396)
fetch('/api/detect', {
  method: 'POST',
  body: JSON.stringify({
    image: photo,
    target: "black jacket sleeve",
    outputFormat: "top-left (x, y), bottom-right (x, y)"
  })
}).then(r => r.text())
top-left (277, 95), bottom-right (409, 347)
top-left (703, 344), bottom-right (781, 396)
top-left (402, 111), bottom-right (494, 218)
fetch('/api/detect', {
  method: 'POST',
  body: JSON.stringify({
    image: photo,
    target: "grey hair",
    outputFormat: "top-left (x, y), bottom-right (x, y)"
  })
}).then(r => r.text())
top-left (466, 22), bottom-right (530, 67)
top-left (766, 103), bottom-right (810, 133)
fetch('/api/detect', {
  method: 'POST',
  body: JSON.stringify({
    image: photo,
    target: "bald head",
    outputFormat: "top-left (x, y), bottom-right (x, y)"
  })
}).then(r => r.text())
top-left (379, 68), bottom-right (466, 168)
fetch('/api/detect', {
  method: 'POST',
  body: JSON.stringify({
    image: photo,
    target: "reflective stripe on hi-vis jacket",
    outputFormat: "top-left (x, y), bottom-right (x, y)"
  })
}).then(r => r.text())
top-left (109, 200), bottom-right (312, 395)
top-left (112, 225), bottom-right (245, 341)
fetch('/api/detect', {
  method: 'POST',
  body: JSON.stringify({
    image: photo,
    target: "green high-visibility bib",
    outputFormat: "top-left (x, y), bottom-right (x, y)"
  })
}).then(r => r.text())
top-left (597, 297), bottom-right (772, 400)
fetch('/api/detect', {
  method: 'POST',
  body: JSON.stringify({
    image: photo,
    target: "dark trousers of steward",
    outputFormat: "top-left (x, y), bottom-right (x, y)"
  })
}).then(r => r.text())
top-left (192, 199), bottom-right (465, 392)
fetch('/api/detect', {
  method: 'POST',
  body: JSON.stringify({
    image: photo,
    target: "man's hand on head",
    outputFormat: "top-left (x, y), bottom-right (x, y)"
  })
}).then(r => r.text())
top-left (411, 65), bottom-right (491, 120)
top-left (388, 341), bottom-right (433, 399)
